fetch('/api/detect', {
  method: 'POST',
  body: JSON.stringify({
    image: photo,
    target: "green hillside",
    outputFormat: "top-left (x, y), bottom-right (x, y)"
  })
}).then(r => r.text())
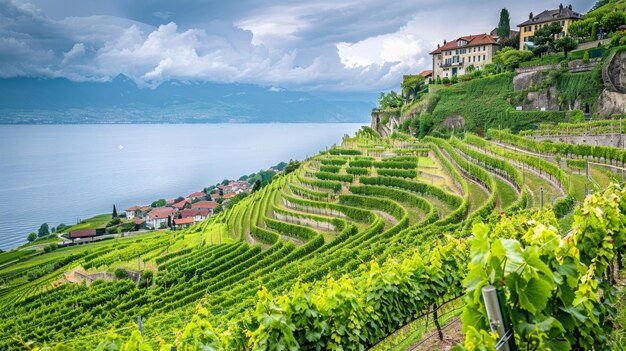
top-left (2, 125), bottom-right (626, 350)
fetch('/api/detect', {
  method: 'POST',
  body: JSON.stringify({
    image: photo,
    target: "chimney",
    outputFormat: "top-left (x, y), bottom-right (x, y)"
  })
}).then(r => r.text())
top-left (443, 39), bottom-right (447, 44)
top-left (437, 44), bottom-right (440, 48)
top-left (529, 12), bottom-right (533, 19)
top-left (569, 4), bottom-right (572, 10)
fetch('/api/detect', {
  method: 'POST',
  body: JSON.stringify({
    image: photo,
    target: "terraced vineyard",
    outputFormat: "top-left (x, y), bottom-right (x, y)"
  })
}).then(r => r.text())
top-left (0, 127), bottom-right (624, 350)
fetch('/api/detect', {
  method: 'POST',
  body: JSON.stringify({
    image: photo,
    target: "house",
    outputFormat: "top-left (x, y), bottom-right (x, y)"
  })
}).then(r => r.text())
top-left (430, 34), bottom-right (500, 79)
top-left (217, 180), bottom-right (251, 195)
top-left (125, 206), bottom-right (140, 219)
top-left (179, 209), bottom-right (209, 222)
top-left (173, 217), bottom-right (195, 229)
top-left (172, 199), bottom-right (190, 211)
top-left (188, 191), bottom-right (206, 201)
top-left (419, 70), bottom-right (433, 80)
top-left (146, 207), bottom-right (175, 229)
top-left (69, 229), bottom-right (97, 240)
top-left (191, 200), bottom-right (219, 214)
top-left (134, 217), bottom-right (146, 229)
top-left (489, 28), bottom-right (519, 41)
top-left (517, 4), bottom-right (582, 50)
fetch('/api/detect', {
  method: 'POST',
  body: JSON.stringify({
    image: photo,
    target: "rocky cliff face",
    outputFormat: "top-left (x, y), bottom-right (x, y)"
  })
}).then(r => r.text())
top-left (597, 50), bottom-right (626, 115)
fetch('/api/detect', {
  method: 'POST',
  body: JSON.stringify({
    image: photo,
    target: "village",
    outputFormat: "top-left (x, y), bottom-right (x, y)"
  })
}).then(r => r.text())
top-left (61, 164), bottom-right (285, 244)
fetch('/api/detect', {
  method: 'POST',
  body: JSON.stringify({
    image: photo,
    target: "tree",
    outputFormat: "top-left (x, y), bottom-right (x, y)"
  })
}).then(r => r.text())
top-left (532, 22), bottom-right (563, 55)
top-left (497, 8), bottom-right (511, 39)
top-left (493, 47), bottom-right (533, 70)
top-left (568, 18), bottom-right (594, 41)
top-left (602, 11), bottom-right (626, 33)
top-left (500, 33), bottom-right (520, 49)
top-left (38, 223), bottom-right (50, 237)
top-left (418, 113), bottom-right (434, 139)
top-left (151, 199), bottom-right (166, 208)
top-left (214, 204), bottom-right (224, 215)
top-left (377, 91), bottom-right (403, 109)
top-left (221, 179), bottom-right (229, 186)
top-left (555, 36), bottom-right (578, 57)
top-left (401, 75), bottom-right (425, 99)
top-left (27, 232), bottom-right (37, 242)
top-left (112, 205), bottom-right (118, 218)
top-left (284, 160), bottom-right (301, 174)
top-left (252, 179), bottom-right (262, 193)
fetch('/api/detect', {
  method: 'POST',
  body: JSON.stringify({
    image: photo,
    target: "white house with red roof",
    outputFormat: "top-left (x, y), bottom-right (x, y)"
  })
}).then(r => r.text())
top-left (179, 209), bottom-right (209, 222)
top-left (188, 191), bottom-right (206, 201)
top-left (191, 200), bottom-right (219, 215)
top-left (429, 34), bottom-right (500, 79)
top-left (146, 207), bottom-right (175, 229)
top-left (125, 206), bottom-right (140, 219)
top-left (173, 217), bottom-right (195, 229)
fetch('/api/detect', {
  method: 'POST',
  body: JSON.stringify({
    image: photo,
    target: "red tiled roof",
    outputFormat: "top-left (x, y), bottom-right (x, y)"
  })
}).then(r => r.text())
top-left (172, 200), bottom-right (188, 209)
top-left (188, 191), bottom-right (206, 198)
top-left (223, 193), bottom-right (237, 199)
top-left (174, 217), bottom-right (195, 225)
top-left (147, 207), bottom-right (175, 219)
top-left (126, 205), bottom-right (140, 212)
top-left (430, 34), bottom-right (498, 55)
top-left (419, 70), bottom-right (433, 78)
top-left (166, 199), bottom-right (176, 204)
top-left (191, 201), bottom-right (219, 210)
top-left (69, 229), bottom-right (97, 238)
top-left (134, 218), bottom-right (145, 225)
top-left (180, 209), bottom-right (209, 218)
top-left (140, 206), bottom-right (151, 212)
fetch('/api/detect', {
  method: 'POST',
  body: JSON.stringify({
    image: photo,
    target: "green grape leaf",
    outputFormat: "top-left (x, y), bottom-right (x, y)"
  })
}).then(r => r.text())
top-left (492, 239), bottom-right (524, 274)
top-left (517, 277), bottom-right (552, 314)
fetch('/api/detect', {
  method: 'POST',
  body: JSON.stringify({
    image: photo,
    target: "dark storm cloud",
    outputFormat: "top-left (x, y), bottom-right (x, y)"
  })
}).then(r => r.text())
top-left (1, 0), bottom-right (595, 91)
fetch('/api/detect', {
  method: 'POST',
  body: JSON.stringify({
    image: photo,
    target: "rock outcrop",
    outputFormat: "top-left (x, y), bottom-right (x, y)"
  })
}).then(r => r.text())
top-left (597, 50), bottom-right (626, 116)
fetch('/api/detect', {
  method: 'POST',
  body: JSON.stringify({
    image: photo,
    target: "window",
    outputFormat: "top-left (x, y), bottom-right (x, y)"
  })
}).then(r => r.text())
top-left (483, 55), bottom-right (486, 61)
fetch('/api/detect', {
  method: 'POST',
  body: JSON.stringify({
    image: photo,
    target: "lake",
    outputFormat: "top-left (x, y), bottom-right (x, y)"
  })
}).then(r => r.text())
top-left (0, 123), bottom-right (364, 250)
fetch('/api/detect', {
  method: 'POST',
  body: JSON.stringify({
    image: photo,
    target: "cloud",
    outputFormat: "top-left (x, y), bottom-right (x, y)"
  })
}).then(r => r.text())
top-left (1, 0), bottom-right (596, 91)
top-left (62, 42), bottom-right (85, 64)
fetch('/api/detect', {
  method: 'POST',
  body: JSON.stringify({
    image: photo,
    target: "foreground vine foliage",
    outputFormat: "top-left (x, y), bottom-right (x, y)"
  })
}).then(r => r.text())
top-left (457, 184), bottom-right (626, 351)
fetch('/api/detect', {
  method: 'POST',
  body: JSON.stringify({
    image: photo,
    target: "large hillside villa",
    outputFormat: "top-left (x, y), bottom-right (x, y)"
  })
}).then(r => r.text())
top-left (429, 34), bottom-right (500, 79)
top-left (517, 4), bottom-right (583, 50)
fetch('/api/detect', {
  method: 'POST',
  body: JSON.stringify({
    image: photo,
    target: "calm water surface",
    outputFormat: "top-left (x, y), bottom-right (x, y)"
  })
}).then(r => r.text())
top-left (0, 123), bottom-right (364, 250)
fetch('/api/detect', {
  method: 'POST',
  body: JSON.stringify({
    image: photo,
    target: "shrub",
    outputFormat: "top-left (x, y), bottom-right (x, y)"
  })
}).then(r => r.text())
top-left (569, 110), bottom-right (585, 123)
top-left (114, 268), bottom-right (130, 280)
top-left (583, 50), bottom-right (590, 63)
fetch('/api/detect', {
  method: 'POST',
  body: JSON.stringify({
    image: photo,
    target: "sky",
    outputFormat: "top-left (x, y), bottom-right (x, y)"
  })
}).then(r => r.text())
top-left (0, 0), bottom-right (595, 92)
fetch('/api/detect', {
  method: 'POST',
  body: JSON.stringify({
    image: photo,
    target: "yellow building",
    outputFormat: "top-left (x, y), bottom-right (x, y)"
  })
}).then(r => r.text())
top-left (517, 4), bottom-right (582, 50)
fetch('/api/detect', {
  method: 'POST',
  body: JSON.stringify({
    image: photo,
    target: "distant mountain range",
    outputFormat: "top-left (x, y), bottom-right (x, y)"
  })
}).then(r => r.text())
top-left (0, 75), bottom-right (376, 124)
